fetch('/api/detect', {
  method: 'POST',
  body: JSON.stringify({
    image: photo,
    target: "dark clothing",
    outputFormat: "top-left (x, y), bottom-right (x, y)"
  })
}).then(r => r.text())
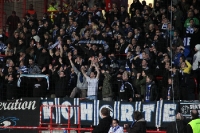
top-left (16, 44), bottom-right (26, 54)
top-left (6, 15), bottom-right (20, 36)
top-left (179, 73), bottom-right (190, 100)
top-left (145, 82), bottom-right (158, 101)
top-left (54, 12), bottom-right (66, 26)
top-left (68, 72), bottom-right (77, 92)
top-left (92, 116), bottom-right (112, 133)
top-left (32, 79), bottom-right (47, 97)
top-left (162, 85), bottom-right (180, 100)
top-left (55, 77), bottom-right (69, 97)
top-left (129, 1), bottom-right (143, 15)
top-left (162, 69), bottom-right (170, 88)
top-left (37, 52), bottom-right (51, 68)
top-left (6, 35), bottom-right (19, 47)
top-left (190, 30), bottom-right (200, 52)
top-left (166, 120), bottom-right (186, 133)
top-left (119, 11), bottom-right (129, 24)
top-left (6, 80), bottom-right (18, 100)
top-left (0, 34), bottom-right (8, 43)
top-left (118, 80), bottom-right (134, 101)
top-left (127, 118), bottom-right (146, 133)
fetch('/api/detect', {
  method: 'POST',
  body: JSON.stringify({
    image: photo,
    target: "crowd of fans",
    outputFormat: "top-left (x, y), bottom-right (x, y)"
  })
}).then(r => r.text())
top-left (0, 0), bottom-right (200, 101)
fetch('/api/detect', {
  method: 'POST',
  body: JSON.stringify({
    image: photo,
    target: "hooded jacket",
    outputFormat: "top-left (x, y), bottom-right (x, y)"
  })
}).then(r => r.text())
top-left (192, 44), bottom-right (200, 70)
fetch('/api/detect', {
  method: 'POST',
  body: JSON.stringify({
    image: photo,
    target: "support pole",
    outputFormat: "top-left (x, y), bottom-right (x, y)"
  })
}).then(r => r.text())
top-left (44, 0), bottom-right (48, 13)
top-left (23, 0), bottom-right (26, 18)
top-left (0, 0), bottom-right (4, 29)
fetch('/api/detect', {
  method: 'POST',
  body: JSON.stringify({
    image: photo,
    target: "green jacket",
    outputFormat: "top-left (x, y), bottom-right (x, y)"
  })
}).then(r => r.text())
top-left (184, 17), bottom-right (199, 28)
top-left (102, 72), bottom-right (113, 98)
top-left (135, 76), bottom-right (146, 95)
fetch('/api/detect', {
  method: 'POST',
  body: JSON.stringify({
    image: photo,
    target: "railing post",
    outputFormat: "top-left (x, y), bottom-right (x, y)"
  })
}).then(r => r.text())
top-left (0, 0), bottom-right (4, 29)
top-left (78, 106), bottom-right (81, 133)
top-left (23, 0), bottom-right (26, 18)
top-left (50, 106), bottom-right (53, 133)
top-left (68, 106), bottom-right (71, 133)
top-left (39, 105), bottom-right (43, 133)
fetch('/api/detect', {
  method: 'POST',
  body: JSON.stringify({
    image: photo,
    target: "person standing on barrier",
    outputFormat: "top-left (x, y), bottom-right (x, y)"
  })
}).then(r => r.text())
top-left (187, 109), bottom-right (200, 133)
top-left (93, 107), bottom-right (112, 133)
top-left (124, 111), bottom-right (146, 133)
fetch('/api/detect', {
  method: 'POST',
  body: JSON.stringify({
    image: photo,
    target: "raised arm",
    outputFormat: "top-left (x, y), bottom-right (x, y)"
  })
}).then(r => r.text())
top-left (59, 41), bottom-right (63, 57)
top-left (68, 54), bottom-right (79, 74)
top-left (81, 66), bottom-right (89, 79)
top-left (49, 49), bottom-right (54, 57)
top-left (94, 64), bottom-right (100, 79)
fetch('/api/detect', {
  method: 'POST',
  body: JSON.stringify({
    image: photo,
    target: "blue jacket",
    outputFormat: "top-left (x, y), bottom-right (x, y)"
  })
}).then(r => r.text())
top-left (173, 48), bottom-right (190, 66)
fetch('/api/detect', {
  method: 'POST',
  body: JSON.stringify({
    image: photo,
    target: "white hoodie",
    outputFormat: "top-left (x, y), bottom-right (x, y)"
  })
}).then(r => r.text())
top-left (192, 44), bottom-right (200, 70)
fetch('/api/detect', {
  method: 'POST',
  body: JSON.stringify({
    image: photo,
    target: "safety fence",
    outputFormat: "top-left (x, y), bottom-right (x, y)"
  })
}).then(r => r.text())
top-left (0, 99), bottom-right (171, 133)
top-left (0, 98), bottom-right (200, 133)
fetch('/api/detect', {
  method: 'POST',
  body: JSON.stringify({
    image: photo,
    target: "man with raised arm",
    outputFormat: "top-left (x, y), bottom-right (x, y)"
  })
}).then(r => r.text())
top-left (81, 63), bottom-right (100, 100)
top-left (68, 54), bottom-right (91, 98)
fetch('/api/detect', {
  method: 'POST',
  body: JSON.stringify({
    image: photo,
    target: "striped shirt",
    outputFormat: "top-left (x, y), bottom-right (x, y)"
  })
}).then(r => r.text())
top-left (18, 66), bottom-right (28, 74)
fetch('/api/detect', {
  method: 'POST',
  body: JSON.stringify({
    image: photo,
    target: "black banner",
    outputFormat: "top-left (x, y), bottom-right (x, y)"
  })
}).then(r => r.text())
top-left (41, 98), bottom-right (179, 127)
top-left (180, 100), bottom-right (200, 119)
top-left (1, 98), bottom-right (200, 132)
top-left (0, 98), bottom-right (40, 133)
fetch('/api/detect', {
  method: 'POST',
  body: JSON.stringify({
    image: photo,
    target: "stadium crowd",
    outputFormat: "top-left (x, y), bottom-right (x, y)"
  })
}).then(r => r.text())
top-left (0, 0), bottom-right (200, 102)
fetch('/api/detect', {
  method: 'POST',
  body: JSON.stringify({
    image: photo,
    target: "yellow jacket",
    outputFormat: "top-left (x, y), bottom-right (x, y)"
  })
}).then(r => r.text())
top-left (181, 60), bottom-right (192, 74)
top-left (47, 5), bottom-right (57, 11)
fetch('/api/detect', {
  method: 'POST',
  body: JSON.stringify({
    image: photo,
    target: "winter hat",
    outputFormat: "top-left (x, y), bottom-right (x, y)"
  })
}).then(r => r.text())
top-left (195, 44), bottom-right (200, 51)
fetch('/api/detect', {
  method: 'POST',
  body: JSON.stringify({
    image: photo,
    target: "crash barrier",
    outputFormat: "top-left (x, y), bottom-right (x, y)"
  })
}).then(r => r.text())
top-left (0, 98), bottom-right (199, 133)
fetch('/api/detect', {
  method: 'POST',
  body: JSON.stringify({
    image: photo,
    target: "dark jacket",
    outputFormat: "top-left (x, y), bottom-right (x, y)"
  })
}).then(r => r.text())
top-left (7, 80), bottom-right (17, 100)
top-left (162, 84), bottom-right (180, 100)
top-left (127, 118), bottom-right (146, 133)
top-left (37, 52), bottom-right (51, 68)
top-left (167, 120), bottom-right (186, 133)
top-left (92, 116), bottom-right (112, 133)
top-left (118, 80), bottom-right (134, 101)
top-left (145, 81), bottom-right (158, 101)
top-left (32, 79), bottom-right (47, 97)
top-left (55, 77), bottom-right (68, 97)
